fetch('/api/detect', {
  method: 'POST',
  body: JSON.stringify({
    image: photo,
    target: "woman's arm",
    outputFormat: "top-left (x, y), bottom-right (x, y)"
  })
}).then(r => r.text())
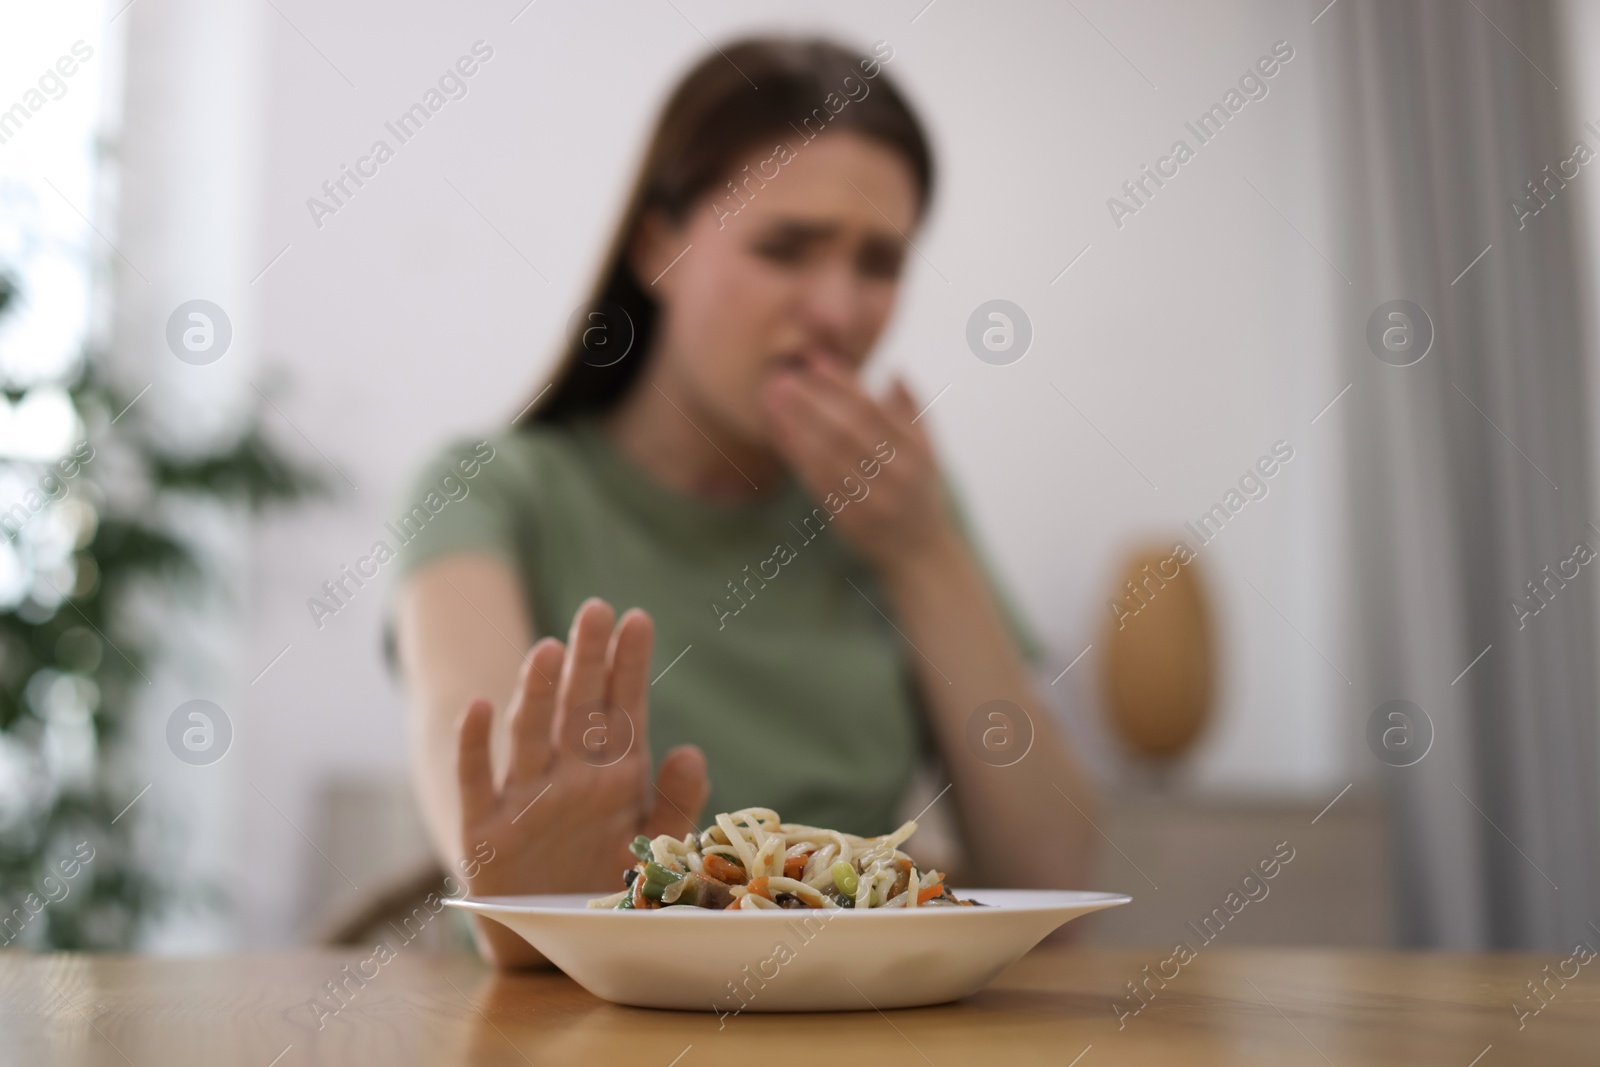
top-left (763, 356), bottom-right (1098, 888)
top-left (396, 554), bottom-right (549, 967)
top-left (875, 530), bottom-right (1097, 888)
top-left (397, 555), bottom-right (530, 863)
top-left (396, 556), bottom-right (711, 968)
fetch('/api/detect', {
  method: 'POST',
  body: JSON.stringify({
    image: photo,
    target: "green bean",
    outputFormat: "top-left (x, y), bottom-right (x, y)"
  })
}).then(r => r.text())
top-left (640, 861), bottom-right (682, 901)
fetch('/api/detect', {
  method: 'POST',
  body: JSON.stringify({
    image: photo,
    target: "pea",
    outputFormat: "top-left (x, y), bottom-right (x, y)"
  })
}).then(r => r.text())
top-left (831, 861), bottom-right (859, 897)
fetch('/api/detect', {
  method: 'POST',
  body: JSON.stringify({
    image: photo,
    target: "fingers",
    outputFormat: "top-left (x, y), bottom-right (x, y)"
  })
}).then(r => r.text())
top-left (807, 356), bottom-right (894, 438)
top-left (551, 598), bottom-right (615, 750)
top-left (546, 600), bottom-right (658, 774)
top-left (507, 637), bottom-right (565, 782)
top-left (606, 608), bottom-right (654, 742)
top-left (771, 363), bottom-right (896, 479)
top-left (809, 361), bottom-right (926, 453)
top-left (885, 377), bottom-right (920, 428)
top-left (456, 699), bottom-right (496, 830)
top-left (769, 384), bottom-right (863, 492)
top-left (643, 744), bottom-right (711, 840)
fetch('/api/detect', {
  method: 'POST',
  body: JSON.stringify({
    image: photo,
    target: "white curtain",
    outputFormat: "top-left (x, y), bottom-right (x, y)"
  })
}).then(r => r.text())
top-left (1323, 0), bottom-right (1600, 948)
top-left (114, 0), bottom-right (269, 949)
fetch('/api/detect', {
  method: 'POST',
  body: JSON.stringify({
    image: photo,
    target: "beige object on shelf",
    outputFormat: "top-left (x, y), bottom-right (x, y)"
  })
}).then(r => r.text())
top-left (1101, 542), bottom-right (1216, 759)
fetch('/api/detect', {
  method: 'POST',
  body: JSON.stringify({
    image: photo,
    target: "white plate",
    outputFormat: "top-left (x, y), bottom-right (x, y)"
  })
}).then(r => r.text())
top-left (447, 888), bottom-right (1131, 1012)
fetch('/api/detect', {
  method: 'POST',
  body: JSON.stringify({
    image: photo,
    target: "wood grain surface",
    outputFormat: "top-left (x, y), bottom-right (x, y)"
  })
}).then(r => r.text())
top-left (3, 945), bottom-right (1594, 1066)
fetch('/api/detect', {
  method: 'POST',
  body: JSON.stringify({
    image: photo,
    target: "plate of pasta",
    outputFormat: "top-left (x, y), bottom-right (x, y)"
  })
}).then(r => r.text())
top-left (446, 807), bottom-right (1130, 1011)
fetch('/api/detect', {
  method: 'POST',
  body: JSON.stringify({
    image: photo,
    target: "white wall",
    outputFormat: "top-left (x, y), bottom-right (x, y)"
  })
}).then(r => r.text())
top-left (176, 0), bottom-right (1354, 946)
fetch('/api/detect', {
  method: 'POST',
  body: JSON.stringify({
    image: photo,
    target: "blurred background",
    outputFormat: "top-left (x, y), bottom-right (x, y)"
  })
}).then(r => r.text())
top-left (3, 0), bottom-right (1597, 957)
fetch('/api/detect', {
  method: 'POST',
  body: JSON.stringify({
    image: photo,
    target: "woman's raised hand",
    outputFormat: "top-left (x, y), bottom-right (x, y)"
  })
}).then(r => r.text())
top-left (454, 598), bottom-right (709, 950)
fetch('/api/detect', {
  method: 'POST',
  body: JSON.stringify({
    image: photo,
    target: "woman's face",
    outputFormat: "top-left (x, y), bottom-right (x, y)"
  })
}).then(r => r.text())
top-left (634, 130), bottom-right (921, 446)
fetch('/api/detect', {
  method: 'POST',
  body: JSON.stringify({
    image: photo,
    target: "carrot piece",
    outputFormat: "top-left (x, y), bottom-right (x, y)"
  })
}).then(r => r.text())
top-left (782, 852), bottom-right (812, 880)
top-left (704, 854), bottom-right (748, 885)
top-left (745, 876), bottom-right (773, 901)
top-left (916, 878), bottom-right (944, 905)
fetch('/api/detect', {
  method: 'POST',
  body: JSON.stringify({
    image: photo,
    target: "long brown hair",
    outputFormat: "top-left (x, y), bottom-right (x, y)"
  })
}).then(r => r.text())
top-left (522, 36), bottom-right (934, 425)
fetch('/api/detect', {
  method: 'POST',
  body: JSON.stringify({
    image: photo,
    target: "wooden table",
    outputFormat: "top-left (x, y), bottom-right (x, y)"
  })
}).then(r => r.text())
top-left (3, 946), bottom-right (1594, 1065)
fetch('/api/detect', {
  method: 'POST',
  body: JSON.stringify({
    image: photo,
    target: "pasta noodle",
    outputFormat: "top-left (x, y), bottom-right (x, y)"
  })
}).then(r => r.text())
top-left (587, 807), bottom-right (983, 911)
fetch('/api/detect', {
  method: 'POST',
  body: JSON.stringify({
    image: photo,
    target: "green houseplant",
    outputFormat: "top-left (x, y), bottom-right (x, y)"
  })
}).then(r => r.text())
top-left (0, 269), bottom-right (321, 949)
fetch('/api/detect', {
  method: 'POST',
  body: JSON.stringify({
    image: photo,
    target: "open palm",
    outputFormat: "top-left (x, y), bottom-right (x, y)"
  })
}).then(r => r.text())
top-left (455, 599), bottom-right (710, 905)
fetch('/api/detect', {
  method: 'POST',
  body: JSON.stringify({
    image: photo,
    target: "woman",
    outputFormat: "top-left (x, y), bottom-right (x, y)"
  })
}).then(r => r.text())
top-left (394, 37), bottom-right (1095, 968)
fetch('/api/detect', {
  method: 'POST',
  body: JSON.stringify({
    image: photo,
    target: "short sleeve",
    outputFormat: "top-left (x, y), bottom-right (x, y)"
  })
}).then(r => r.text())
top-left (941, 476), bottom-right (1045, 665)
top-left (387, 437), bottom-right (523, 585)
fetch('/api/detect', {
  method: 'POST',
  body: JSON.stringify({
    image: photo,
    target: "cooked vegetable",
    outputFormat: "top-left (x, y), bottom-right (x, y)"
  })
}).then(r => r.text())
top-left (654, 871), bottom-right (733, 909)
top-left (639, 861), bottom-right (683, 902)
top-left (703, 854), bottom-right (748, 885)
top-left (584, 807), bottom-right (981, 911)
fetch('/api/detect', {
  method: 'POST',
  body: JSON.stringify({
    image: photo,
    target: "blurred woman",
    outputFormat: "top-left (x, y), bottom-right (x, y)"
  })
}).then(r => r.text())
top-left (393, 37), bottom-right (1094, 968)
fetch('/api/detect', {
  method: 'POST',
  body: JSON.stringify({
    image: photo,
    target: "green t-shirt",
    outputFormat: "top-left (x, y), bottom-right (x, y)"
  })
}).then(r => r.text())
top-left (390, 419), bottom-right (1038, 838)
